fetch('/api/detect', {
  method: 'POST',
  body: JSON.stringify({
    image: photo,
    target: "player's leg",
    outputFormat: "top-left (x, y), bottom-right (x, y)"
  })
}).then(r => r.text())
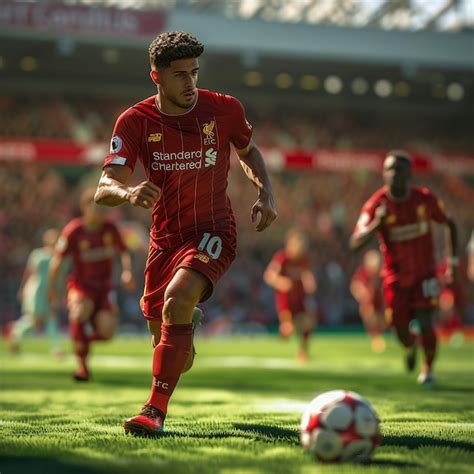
top-left (148, 306), bottom-right (203, 374)
top-left (360, 305), bottom-right (385, 353)
top-left (124, 268), bottom-right (210, 436)
top-left (67, 288), bottom-right (94, 381)
top-left (384, 283), bottom-right (417, 372)
top-left (278, 309), bottom-right (294, 339)
top-left (415, 308), bottom-right (437, 386)
top-left (293, 311), bottom-right (314, 362)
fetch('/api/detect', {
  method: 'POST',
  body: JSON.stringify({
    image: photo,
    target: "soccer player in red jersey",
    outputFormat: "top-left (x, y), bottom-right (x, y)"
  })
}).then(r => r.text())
top-left (93, 32), bottom-right (277, 435)
top-left (264, 229), bottom-right (317, 361)
top-left (350, 151), bottom-right (457, 386)
top-left (350, 250), bottom-right (386, 353)
top-left (48, 188), bottom-right (134, 381)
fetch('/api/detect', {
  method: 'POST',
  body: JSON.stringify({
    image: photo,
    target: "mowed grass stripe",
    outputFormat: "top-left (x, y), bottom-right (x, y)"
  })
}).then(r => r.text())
top-left (0, 335), bottom-right (473, 474)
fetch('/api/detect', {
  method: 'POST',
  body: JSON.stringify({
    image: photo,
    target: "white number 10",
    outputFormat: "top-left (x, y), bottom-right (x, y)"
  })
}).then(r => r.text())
top-left (198, 233), bottom-right (223, 260)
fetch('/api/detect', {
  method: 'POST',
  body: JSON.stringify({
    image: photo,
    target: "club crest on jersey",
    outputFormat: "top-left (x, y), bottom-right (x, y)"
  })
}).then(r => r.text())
top-left (203, 120), bottom-right (216, 145)
top-left (148, 133), bottom-right (162, 142)
top-left (103, 232), bottom-right (113, 246)
top-left (110, 135), bottom-right (123, 154)
top-left (386, 214), bottom-right (397, 224)
top-left (417, 205), bottom-right (426, 219)
top-left (79, 239), bottom-right (90, 251)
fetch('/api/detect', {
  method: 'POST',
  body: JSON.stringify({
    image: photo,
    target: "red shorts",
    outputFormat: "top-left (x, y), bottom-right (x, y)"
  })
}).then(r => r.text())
top-left (67, 282), bottom-right (117, 316)
top-left (275, 293), bottom-right (306, 315)
top-left (383, 276), bottom-right (439, 328)
top-left (142, 231), bottom-right (237, 321)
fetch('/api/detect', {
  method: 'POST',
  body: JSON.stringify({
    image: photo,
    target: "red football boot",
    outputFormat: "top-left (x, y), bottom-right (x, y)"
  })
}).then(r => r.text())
top-left (123, 405), bottom-right (165, 437)
top-left (73, 367), bottom-right (90, 382)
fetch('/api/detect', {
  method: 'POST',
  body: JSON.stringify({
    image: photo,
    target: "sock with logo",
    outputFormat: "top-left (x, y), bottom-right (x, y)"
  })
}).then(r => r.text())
top-left (420, 328), bottom-right (437, 371)
top-left (146, 323), bottom-right (193, 415)
top-left (70, 321), bottom-right (89, 372)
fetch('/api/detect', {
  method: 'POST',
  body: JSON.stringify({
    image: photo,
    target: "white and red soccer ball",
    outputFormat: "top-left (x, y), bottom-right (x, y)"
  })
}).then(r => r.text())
top-left (300, 390), bottom-right (382, 463)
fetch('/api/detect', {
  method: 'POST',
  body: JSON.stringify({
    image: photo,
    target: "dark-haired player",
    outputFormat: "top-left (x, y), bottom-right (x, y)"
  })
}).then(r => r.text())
top-left (264, 228), bottom-right (316, 362)
top-left (48, 188), bottom-right (134, 381)
top-left (94, 31), bottom-right (277, 435)
top-left (350, 151), bottom-right (457, 386)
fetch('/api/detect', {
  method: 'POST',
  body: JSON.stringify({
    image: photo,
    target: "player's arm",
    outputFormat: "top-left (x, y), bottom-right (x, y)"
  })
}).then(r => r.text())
top-left (349, 203), bottom-right (386, 252)
top-left (444, 217), bottom-right (458, 281)
top-left (264, 261), bottom-right (292, 292)
top-left (48, 252), bottom-right (65, 307)
top-left (95, 165), bottom-right (161, 209)
top-left (301, 270), bottom-right (317, 295)
top-left (17, 253), bottom-right (34, 302)
top-left (235, 140), bottom-right (277, 232)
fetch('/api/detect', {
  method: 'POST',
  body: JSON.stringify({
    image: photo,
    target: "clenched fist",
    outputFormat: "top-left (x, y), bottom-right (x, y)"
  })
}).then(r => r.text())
top-left (128, 181), bottom-right (161, 209)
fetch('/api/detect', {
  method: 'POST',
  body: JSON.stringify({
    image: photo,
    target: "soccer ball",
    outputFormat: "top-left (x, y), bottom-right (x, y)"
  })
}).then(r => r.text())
top-left (300, 390), bottom-right (382, 463)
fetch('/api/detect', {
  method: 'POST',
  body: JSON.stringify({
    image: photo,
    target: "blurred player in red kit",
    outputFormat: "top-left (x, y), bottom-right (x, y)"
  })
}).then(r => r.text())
top-left (350, 249), bottom-right (386, 353)
top-left (48, 188), bottom-right (134, 381)
top-left (264, 229), bottom-right (316, 361)
top-left (94, 32), bottom-right (277, 436)
top-left (350, 151), bottom-right (457, 386)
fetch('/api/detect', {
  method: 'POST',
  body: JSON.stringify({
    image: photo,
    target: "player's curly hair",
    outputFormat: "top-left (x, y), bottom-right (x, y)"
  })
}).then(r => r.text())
top-left (149, 31), bottom-right (204, 69)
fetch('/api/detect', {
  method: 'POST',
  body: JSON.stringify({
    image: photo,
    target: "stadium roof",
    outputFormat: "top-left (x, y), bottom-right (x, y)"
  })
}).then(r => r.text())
top-left (63, 0), bottom-right (474, 32)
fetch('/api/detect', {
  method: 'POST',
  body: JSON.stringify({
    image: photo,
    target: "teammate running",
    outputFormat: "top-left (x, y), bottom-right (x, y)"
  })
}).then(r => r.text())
top-left (7, 228), bottom-right (63, 355)
top-left (94, 32), bottom-right (277, 435)
top-left (264, 228), bottom-right (316, 361)
top-left (350, 151), bottom-right (457, 386)
top-left (48, 188), bottom-right (134, 381)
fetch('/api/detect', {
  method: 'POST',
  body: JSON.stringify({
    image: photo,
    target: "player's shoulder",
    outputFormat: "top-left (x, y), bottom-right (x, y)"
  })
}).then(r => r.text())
top-left (412, 186), bottom-right (437, 201)
top-left (197, 89), bottom-right (242, 114)
top-left (62, 217), bottom-right (84, 236)
top-left (118, 96), bottom-right (155, 123)
top-left (364, 187), bottom-right (386, 207)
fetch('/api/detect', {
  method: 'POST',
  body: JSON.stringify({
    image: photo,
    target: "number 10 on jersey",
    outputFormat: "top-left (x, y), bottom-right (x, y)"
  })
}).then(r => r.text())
top-left (198, 233), bottom-right (223, 259)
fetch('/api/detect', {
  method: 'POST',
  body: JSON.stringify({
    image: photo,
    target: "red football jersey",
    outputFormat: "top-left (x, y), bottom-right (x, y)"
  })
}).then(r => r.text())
top-left (270, 250), bottom-right (310, 311)
top-left (103, 89), bottom-right (253, 249)
top-left (354, 186), bottom-right (448, 286)
top-left (56, 218), bottom-right (127, 292)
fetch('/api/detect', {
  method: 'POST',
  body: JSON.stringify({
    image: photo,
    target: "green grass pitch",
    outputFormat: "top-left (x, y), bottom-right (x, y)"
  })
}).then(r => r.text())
top-left (1, 333), bottom-right (473, 473)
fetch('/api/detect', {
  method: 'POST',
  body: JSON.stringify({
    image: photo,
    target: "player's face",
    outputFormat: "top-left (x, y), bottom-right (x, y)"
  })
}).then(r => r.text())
top-left (286, 234), bottom-right (308, 258)
top-left (383, 156), bottom-right (410, 190)
top-left (157, 58), bottom-right (199, 110)
top-left (82, 200), bottom-right (105, 224)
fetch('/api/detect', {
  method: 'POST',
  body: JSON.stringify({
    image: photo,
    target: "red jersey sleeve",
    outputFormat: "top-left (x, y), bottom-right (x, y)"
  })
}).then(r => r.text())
top-left (109, 222), bottom-right (127, 253)
top-left (423, 189), bottom-right (449, 224)
top-left (55, 221), bottom-right (78, 257)
top-left (229, 97), bottom-right (253, 150)
top-left (353, 193), bottom-right (383, 234)
top-left (103, 108), bottom-right (142, 171)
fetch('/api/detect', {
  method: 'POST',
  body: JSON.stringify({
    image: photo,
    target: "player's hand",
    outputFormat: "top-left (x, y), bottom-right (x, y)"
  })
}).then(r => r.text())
top-left (251, 192), bottom-right (277, 232)
top-left (128, 181), bottom-right (161, 209)
top-left (121, 269), bottom-right (136, 291)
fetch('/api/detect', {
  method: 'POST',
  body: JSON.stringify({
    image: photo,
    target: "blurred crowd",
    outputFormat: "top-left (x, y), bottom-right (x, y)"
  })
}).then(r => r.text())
top-left (1, 162), bottom-right (473, 333)
top-left (1, 95), bottom-right (473, 153)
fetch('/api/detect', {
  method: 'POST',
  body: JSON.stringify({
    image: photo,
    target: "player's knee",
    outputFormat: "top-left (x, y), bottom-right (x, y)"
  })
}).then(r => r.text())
top-left (69, 299), bottom-right (93, 324)
top-left (162, 296), bottom-right (195, 324)
top-left (95, 312), bottom-right (117, 340)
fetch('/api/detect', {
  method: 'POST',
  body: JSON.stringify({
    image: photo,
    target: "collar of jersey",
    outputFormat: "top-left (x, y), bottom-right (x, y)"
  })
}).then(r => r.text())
top-left (154, 91), bottom-right (199, 117)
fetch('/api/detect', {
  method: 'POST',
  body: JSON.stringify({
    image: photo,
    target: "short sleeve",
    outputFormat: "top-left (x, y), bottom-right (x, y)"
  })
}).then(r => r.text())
top-left (103, 109), bottom-right (142, 171)
top-left (55, 223), bottom-right (77, 257)
top-left (229, 97), bottom-right (253, 150)
top-left (353, 195), bottom-right (380, 234)
top-left (425, 190), bottom-right (448, 224)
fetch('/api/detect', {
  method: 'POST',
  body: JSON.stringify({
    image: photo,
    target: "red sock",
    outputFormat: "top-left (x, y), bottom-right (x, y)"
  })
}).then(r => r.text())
top-left (420, 329), bottom-right (437, 371)
top-left (70, 321), bottom-right (89, 371)
top-left (146, 323), bottom-right (193, 415)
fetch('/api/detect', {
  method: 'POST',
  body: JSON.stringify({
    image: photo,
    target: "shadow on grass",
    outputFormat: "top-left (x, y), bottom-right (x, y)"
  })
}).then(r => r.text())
top-left (370, 458), bottom-right (419, 467)
top-left (233, 422), bottom-right (300, 445)
top-left (383, 434), bottom-right (474, 451)
top-left (0, 455), bottom-right (103, 474)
